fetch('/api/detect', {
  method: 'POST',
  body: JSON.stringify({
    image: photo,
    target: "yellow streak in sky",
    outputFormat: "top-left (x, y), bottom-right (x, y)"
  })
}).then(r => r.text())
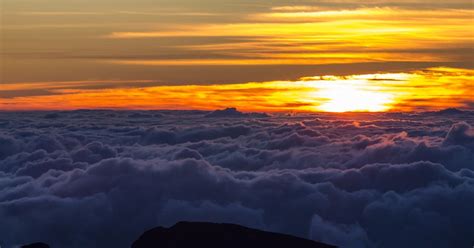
top-left (105, 7), bottom-right (473, 66)
top-left (109, 58), bottom-right (374, 66)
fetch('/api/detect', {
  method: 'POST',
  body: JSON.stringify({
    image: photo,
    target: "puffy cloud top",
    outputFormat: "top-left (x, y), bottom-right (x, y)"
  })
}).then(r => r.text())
top-left (0, 110), bottom-right (473, 248)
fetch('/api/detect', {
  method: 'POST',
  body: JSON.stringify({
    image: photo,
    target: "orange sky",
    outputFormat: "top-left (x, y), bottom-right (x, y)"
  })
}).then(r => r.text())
top-left (1, 0), bottom-right (473, 111)
top-left (1, 67), bottom-right (472, 112)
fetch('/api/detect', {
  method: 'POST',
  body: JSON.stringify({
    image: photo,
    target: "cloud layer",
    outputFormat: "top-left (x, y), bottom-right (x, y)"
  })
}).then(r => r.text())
top-left (1, 110), bottom-right (473, 247)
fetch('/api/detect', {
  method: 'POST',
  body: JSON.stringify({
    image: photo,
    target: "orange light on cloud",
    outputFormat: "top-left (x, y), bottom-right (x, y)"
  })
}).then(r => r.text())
top-left (1, 68), bottom-right (472, 112)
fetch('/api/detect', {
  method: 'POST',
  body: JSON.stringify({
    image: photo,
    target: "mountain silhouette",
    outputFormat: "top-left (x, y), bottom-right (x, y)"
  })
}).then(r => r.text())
top-left (132, 222), bottom-right (336, 248)
top-left (433, 108), bottom-right (465, 115)
top-left (205, 107), bottom-right (269, 118)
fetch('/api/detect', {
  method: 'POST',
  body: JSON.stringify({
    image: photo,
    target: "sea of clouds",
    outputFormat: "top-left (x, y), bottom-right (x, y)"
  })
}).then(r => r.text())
top-left (1, 109), bottom-right (473, 248)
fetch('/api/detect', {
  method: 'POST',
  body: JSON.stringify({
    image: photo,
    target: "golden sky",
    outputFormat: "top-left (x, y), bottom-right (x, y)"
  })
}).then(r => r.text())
top-left (1, 67), bottom-right (473, 112)
top-left (1, 0), bottom-right (473, 111)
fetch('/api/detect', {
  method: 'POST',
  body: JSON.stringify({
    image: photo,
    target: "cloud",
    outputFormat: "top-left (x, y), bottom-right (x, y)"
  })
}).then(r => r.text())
top-left (0, 134), bottom-right (21, 160)
top-left (0, 110), bottom-right (473, 247)
top-left (0, 80), bottom-right (162, 99)
top-left (443, 122), bottom-right (474, 149)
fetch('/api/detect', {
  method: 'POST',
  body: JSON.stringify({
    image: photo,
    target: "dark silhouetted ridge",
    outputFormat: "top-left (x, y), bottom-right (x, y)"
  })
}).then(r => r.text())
top-left (205, 107), bottom-right (269, 118)
top-left (433, 108), bottom-right (465, 115)
top-left (21, 243), bottom-right (50, 248)
top-left (132, 221), bottom-right (336, 248)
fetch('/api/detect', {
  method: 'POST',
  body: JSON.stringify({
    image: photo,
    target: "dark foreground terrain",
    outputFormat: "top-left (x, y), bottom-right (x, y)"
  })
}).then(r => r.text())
top-left (133, 222), bottom-right (335, 248)
top-left (22, 222), bottom-right (335, 248)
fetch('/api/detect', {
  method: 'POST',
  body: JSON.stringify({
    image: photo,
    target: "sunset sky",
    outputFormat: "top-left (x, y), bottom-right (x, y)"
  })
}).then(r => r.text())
top-left (1, 0), bottom-right (473, 111)
top-left (2, 2), bottom-right (474, 247)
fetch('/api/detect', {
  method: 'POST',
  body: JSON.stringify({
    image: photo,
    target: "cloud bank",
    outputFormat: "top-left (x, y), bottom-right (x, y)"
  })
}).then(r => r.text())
top-left (0, 109), bottom-right (473, 247)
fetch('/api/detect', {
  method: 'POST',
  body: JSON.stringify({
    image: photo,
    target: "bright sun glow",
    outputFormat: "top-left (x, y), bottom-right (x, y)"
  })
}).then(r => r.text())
top-left (314, 79), bottom-right (394, 112)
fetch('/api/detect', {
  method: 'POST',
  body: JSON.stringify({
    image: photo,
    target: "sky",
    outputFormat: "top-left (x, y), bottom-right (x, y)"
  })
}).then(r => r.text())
top-left (1, 0), bottom-right (473, 111)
